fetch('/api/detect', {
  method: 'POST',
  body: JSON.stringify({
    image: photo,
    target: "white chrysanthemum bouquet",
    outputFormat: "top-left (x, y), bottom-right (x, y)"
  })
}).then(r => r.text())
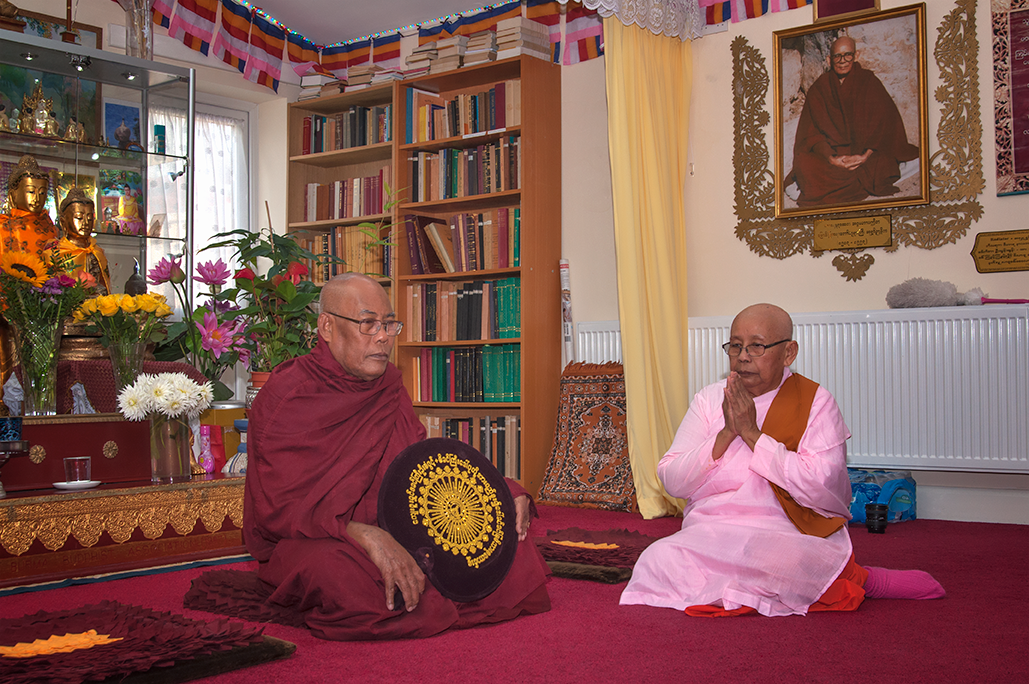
top-left (118, 372), bottom-right (214, 422)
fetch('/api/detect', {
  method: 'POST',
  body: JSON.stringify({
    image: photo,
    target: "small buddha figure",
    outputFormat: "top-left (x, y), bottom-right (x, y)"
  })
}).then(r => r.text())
top-left (0, 155), bottom-right (58, 259)
top-left (55, 188), bottom-right (111, 295)
top-left (44, 110), bottom-right (60, 138)
top-left (8, 108), bottom-right (19, 133)
top-left (64, 116), bottom-right (87, 143)
top-left (113, 183), bottom-right (145, 235)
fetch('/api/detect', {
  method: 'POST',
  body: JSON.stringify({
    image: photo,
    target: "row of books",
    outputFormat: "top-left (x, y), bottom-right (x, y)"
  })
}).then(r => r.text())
top-left (300, 104), bottom-right (392, 155)
top-left (293, 225), bottom-right (391, 284)
top-left (408, 136), bottom-right (521, 203)
top-left (411, 344), bottom-right (521, 403)
top-left (418, 413), bottom-right (521, 479)
top-left (496, 15), bottom-right (552, 62)
top-left (406, 277), bottom-right (521, 343)
top-left (404, 81), bottom-right (521, 144)
top-left (297, 72), bottom-right (345, 101)
top-left (405, 208), bottom-right (521, 275)
top-left (304, 165), bottom-right (393, 222)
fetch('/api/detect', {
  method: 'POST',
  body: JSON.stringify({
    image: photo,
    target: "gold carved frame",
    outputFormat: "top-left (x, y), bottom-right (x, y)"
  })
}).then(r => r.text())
top-left (733, 0), bottom-right (984, 280)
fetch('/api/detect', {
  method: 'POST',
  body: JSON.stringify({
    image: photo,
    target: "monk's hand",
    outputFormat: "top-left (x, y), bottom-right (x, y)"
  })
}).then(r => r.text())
top-left (347, 521), bottom-right (425, 612)
top-left (724, 372), bottom-right (761, 450)
top-left (515, 494), bottom-right (531, 542)
top-left (829, 151), bottom-right (871, 171)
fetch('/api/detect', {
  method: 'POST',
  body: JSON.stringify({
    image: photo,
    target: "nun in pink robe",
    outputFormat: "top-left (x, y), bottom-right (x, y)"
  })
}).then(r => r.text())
top-left (619, 369), bottom-right (854, 617)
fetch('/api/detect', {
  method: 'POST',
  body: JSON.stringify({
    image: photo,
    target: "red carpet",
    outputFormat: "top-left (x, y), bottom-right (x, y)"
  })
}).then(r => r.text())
top-left (1, 506), bottom-right (1025, 683)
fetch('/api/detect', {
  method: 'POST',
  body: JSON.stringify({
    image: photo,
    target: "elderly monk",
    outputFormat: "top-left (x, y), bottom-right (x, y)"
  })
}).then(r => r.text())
top-left (55, 188), bottom-right (111, 294)
top-left (244, 273), bottom-right (550, 640)
top-left (788, 36), bottom-right (919, 208)
top-left (620, 304), bottom-right (944, 617)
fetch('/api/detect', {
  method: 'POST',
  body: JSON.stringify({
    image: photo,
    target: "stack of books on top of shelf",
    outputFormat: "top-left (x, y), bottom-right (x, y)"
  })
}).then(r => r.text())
top-left (371, 66), bottom-right (405, 84)
top-left (404, 41), bottom-right (437, 78)
top-left (463, 30), bottom-right (498, 65)
top-left (431, 34), bottom-right (468, 74)
top-left (346, 63), bottom-right (384, 90)
top-left (496, 16), bottom-right (552, 61)
top-left (298, 72), bottom-right (344, 101)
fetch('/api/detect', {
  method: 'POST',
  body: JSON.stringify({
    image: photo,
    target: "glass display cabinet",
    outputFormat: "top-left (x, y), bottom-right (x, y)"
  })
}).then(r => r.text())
top-left (0, 31), bottom-right (195, 313)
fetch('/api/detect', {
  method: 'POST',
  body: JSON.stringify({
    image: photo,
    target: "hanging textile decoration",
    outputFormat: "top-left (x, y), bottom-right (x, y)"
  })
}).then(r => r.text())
top-left (319, 44), bottom-right (351, 79)
top-left (244, 11), bottom-right (285, 91)
top-left (152, 0), bottom-right (174, 29)
top-left (448, 1), bottom-right (524, 37)
top-left (705, 0), bottom-right (812, 25)
top-left (213, 0), bottom-right (252, 74)
top-left (370, 33), bottom-right (402, 69)
top-left (526, 0), bottom-right (563, 64)
top-left (562, 2), bottom-right (603, 65)
top-left (167, 0), bottom-right (219, 56)
top-left (287, 33), bottom-right (328, 77)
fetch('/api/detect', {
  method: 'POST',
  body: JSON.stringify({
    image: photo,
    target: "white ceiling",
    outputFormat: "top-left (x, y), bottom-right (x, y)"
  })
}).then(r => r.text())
top-left (253, 0), bottom-right (489, 47)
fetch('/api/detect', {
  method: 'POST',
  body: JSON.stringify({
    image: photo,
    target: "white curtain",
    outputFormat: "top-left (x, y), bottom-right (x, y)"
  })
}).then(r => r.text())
top-left (149, 106), bottom-right (249, 310)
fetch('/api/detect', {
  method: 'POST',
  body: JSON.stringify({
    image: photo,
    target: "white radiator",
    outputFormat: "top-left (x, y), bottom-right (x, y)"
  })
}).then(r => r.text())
top-left (688, 305), bottom-right (1029, 473)
top-left (576, 321), bottom-right (622, 364)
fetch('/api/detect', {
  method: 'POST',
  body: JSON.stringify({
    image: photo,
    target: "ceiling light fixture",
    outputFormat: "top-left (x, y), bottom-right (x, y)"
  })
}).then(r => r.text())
top-left (68, 55), bottom-right (91, 72)
top-left (21, 52), bottom-right (38, 61)
top-left (122, 72), bottom-right (138, 81)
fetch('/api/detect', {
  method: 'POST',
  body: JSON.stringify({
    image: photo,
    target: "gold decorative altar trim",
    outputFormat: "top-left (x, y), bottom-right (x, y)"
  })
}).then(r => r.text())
top-left (0, 479), bottom-right (244, 557)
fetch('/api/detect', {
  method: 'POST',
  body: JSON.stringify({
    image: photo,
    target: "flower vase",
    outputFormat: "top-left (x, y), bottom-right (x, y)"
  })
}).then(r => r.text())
top-left (12, 318), bottom-right (63, 416)
top-left (150, 414), bottom-right (193, 483)
top-left (108, 342), bottom-right (147, 396)
top-left (245, 371), bottom-right (272, 409)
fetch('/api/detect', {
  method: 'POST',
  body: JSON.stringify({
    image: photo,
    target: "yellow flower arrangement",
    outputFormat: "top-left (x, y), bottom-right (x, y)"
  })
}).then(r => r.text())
top-left (74, 293), bottom-right (173, 347)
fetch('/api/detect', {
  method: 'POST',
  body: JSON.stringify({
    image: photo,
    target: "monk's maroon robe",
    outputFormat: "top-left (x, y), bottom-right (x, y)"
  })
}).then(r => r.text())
top-left (244, 339), bottom-right (551, 640)
top-left (790, 63), bottom-right (918, 207)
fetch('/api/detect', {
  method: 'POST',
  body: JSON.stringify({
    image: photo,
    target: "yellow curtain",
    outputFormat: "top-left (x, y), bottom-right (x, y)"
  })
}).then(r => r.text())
top-left (605, 18), bottom-right (692, 519)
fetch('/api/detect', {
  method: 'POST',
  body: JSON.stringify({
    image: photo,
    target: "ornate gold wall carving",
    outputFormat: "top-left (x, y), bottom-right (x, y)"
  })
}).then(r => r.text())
top-left (732, 0), bottom-right (983, 280)
top-left (0, 479), bottom-right (244, 556)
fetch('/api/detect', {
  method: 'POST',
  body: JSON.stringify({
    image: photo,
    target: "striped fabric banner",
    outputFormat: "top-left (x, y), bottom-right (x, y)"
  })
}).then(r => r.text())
top-left (562, 4), bottom-right (603, 65)
top-left (447, 1), bottom-right (523, 37)
top-left (244, 11), bottom-right (286, 91)
top-left (706, 0), bottom-right (811, 25)
top-left (152, 0), bottom-right (174, 29)
top-left (320, 44), bottom-right (350, 78)
top-left (287, 32), bottom-right (328, 77)
top-left (212, 0), bottom-right (251, 74)
top-left (526, 0), bottom-right (562, 64)
top-left (167, 0), bottom-right (219, 55)
top-left (371, 32), bottom-right (401, 68)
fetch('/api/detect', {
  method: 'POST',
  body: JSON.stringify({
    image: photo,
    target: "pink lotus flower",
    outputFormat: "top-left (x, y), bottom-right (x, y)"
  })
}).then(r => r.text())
top-left (148, 256), bottom-right (186, 285)
top-left (196, 311), bottom-right (236, 359)
top-left (193, 259), bottom-right (231, 287)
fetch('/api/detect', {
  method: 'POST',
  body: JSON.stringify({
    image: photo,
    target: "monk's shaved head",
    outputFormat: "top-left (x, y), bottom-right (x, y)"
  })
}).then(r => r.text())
top-left (320, 272), bottom-right (380, 310)
top-left (318, 273), bottom-right (395, 381)
top-left (829, 35), bottom-right (858, 77)
top-left (831, 36), bottom-right (856, 54)
top-left (732, 303), bottom-right (794, 341)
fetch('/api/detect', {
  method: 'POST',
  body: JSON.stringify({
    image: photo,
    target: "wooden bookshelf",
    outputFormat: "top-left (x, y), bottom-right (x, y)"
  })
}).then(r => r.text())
top-left (394, 56), bottom-right (562, 496)
top-left (286, 83), bottom-right (398, 283)
top-left (284, 57), bottom-right (561, 496)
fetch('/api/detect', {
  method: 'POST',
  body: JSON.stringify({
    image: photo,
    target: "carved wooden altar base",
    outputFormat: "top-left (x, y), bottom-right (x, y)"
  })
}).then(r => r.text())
top-left (0, 476), bottom-right (246, 589)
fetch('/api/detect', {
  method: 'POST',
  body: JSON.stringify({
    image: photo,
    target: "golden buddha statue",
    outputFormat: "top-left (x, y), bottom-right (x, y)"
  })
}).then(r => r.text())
top-left (0, 155), bottom-right (59, 391)
top-left (64, 116), bottom-right (87, 143)
top-left (0, 155), bottom-right (58, 259)
top-left (56, 188), bottom-right (111, 295)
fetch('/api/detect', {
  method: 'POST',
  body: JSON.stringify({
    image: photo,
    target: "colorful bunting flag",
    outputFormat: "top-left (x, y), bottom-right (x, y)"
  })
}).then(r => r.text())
top-left (706, 0), bottom-right (811, 25)
top-left (212, 0), bottom-right (252, 74)
top-left (167, 0), bottom-right (219, 56)
top-left (562, 4), bottom-right (604, 65)
top-left (526, 0), bottom-right (563, 64)
top-left (244, 11), bottom-right (286, 91)
top-left (287, 32), bottom-right (328, 77)
top-left (371, 33), bottom-right (401, 69)
top-left (152, 0), bottom-right (174, 29)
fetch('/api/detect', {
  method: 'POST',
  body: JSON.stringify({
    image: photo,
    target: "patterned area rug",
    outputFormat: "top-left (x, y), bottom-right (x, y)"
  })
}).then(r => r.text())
top-left (0, 601), bottom-right (294, 684)
top-left (537, 363), bottom-right (636, 512)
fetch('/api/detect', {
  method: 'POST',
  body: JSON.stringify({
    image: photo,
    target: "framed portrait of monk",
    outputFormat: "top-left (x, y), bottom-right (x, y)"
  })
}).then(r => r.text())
top-left (774, 4), bottom-right (929, 219)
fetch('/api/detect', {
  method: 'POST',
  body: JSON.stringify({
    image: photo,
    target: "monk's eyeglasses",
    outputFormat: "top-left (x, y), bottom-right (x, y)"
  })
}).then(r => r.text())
top-left (325, 311), bottom-right (403, 336)
top-left (722, 340), bottom-right (791, 357)
top-left (831, 52), bottom-right (856, 63)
